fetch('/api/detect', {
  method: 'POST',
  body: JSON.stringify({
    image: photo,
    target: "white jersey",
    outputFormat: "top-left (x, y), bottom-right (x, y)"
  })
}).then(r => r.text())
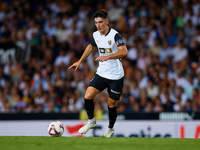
top-left (91, 28), bottom-right (125, 80)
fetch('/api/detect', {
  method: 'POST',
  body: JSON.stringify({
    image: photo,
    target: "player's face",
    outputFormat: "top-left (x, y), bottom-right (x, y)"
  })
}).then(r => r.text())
top-left (94, 17), bottom-right (109, 35)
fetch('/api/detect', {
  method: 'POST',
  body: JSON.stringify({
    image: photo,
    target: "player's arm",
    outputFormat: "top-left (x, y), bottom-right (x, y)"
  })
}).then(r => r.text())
top-left (95, 33), bottom-right (128, 62)
top-left (107, 45), bottom-right (128, 59)
top-left (68, 44), bottom-right (95, 71)
top-left (68, 35), bottom-right (97, 71)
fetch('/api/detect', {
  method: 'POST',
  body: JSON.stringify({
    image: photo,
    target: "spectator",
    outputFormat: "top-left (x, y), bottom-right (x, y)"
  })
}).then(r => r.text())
top-left (160, 84), bottom-right (175, 104)
top-left (171, 40), bottom-right (188, 63)
top-left (189, 40), bottom-right (200, 63)
top-left (26, 20), bottom-right (39, 40)
top-left (191, 88), bottom-right (199, 103)
top-left (184, 20), bottom-right (195, 42)
top-left (117, 102), bottom-right (126, 113)
top-left (127, 42), bottom-right (137, 66)
top-left (173, 96), bottom-right (184, 112)
top-left (176, 86), bottom-right (188, 106)
top-left (136, 50), bottom-right (148, 71)
top-left (144, 101), bottom-right (153, 112)
top-left (0, 66), bottom-right (6, 88)
top-left (74, 89), bottom-right (84, 111)
top-left (153, 96), bottom-right (164, 112)
top-left (127, 95), bottom-right (137, 112)
top-left (163, 92), bottom-right (175, 112)
top-left (165, 28), bottom-right (178, 46)
top-left (44, 99), bottom-right (59, 113)
top-left (146, 24), bottom-right (156, 47)
top-left (184, 99), bottom-right (193, 113)
top-left (190, 28), bottom-right (200, 48)
top-left (122, 84), bottom-right (131, 104)
top-left (184, 74), bottom-right (198, 99)
top-left (146, 79), bottom-right (159, 99)
top-left (44, 20), bottom-right (57, 37)
top-left (55, 22), bottom-right (70, 43)
top-left (108, 3), bottom-right (123, 22)
top-left (16, 94), bottom-right (26, 112)
top-left (34, 90), bottom-right (45, 105)
top-left (132, 102), bottom-right (140, 112)
top-left (176, 8), bottom-right (184, 28)
top-left (175, 69), bottom-right (190, 90)
top-left (130, 80), bottom-right (140, 98)
top-left (128, 11), bottom-right (138, 30)
top-left (148, 38), bottom-right (161, 56)
top-left (0, 96), bottom-right (10, 112)
top-left (3, 57), bottom-right (14, 78)
top-left (135, 69), bottom-right (148, 89)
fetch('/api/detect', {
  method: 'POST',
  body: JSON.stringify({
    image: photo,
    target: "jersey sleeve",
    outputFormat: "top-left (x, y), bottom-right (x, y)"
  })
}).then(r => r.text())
top-left (114, 33), bottom-right (125, 47)
top-left (90, 36), bottom-right (97, 47)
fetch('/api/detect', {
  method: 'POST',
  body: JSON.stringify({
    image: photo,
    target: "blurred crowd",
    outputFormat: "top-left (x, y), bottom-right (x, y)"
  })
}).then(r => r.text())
top-left (0, 0), bottom-right (200, 114)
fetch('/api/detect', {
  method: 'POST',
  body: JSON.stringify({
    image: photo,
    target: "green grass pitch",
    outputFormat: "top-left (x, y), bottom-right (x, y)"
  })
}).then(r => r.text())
top-left (0, 136), bottom-right (200, 150)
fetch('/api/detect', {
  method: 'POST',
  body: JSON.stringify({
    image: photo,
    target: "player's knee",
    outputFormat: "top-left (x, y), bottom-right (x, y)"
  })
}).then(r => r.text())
top-left (84, 92), bottom-right (95, 100)
top-left (108, 100), bottom-right (117, 108)
top-left (84, 87), bottom-right (99, 99)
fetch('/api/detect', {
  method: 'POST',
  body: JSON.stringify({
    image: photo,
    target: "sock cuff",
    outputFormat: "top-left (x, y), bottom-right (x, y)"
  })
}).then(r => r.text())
top-left (84, 99), bottom-right (93, 104)
top-left (108, 106), bottom-right (117, 110)
top-left (84, 98), bottom-right (93, 101)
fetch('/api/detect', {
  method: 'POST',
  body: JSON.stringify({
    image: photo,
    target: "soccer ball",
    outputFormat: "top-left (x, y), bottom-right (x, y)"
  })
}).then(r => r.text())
top-left (47, 121), bottom-right (64, 137)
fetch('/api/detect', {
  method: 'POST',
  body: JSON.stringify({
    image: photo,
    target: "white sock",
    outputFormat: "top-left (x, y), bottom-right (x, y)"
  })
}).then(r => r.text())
top-left (88, 118), bottom-right (95, 123)
top-left (108, 128), bottom-right (114, 131)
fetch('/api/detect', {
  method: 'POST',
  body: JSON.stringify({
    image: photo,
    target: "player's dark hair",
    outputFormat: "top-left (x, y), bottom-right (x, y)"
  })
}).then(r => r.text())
top-left (93, 10), bottom-right (108, 19)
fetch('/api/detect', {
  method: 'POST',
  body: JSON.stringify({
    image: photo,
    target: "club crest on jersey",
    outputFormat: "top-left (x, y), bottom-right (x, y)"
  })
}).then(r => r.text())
top-left (108, 40), bottom-right (112, 45)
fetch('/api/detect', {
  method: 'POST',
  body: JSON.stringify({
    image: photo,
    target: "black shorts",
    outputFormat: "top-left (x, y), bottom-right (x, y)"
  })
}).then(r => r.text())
top-left (89, 74), bottom-right (124, 100)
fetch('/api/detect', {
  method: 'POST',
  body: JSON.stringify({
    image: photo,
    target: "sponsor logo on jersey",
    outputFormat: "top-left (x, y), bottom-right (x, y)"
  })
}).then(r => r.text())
top-left (99, 48), bottom-right (112, 53)
top-left (108, 40), bottom-right (112, 45)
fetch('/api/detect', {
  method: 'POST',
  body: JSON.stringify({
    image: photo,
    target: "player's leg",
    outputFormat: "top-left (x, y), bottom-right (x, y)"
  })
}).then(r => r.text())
top-left (103, 77), bottom-right (124, 137)
top-left (79, 74), bottom-right (107, 134)
top-left (78, 86), bottom-right (100, 134)
top-left (103, 97), bottom-right (117, 137)
top-left (84, 86), bottom-right (100, 122)
top-left (107, 97), bottom-right (117, 128)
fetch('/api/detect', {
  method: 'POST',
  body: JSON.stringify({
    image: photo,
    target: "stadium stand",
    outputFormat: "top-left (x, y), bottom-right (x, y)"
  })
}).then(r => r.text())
top-left (0, 0), bottom-right (199, 114)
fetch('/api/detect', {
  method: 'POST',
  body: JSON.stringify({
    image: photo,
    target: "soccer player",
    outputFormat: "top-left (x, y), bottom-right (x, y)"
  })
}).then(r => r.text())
top-left (68, 10), bottom-right (128, 137)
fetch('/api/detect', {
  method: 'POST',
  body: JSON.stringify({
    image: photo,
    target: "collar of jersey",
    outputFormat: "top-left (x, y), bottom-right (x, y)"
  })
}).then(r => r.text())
top-left (100, 28), bottom-right (111, 37)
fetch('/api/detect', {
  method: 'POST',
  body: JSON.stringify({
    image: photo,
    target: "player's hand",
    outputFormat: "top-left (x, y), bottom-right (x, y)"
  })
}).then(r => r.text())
top-left (68, 61), bottom-right (81, 71)
top-left (95, 56), bottom-right (110, 62)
